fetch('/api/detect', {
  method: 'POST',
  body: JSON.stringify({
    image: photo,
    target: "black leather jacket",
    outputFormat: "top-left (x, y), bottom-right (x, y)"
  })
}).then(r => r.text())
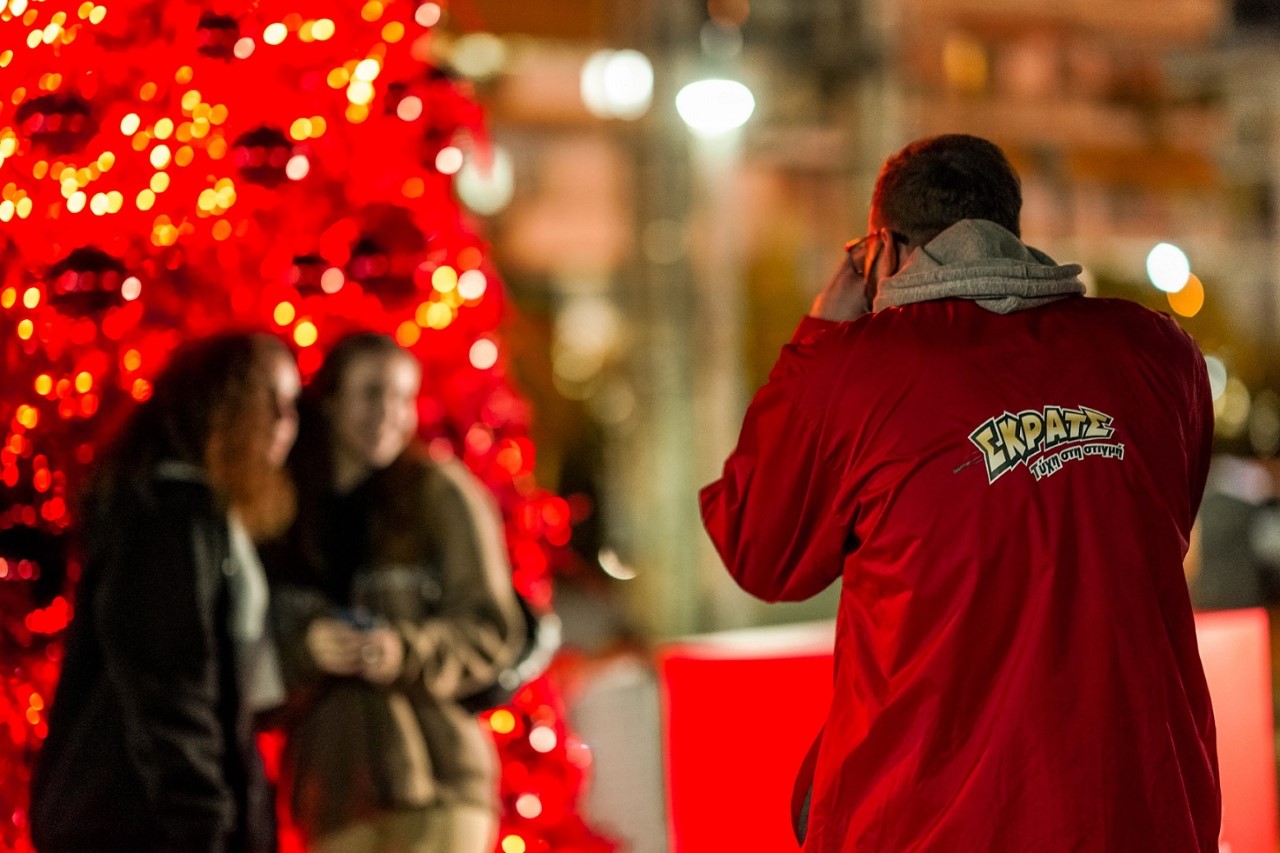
top-left (31, 474), bottom-right (274, 853)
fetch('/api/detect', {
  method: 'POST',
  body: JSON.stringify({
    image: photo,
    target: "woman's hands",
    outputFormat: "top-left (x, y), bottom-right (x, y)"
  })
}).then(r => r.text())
top-left (358, 627), bottom-right (405, 686)
top-left (306, 617), bottom-right (403, 685)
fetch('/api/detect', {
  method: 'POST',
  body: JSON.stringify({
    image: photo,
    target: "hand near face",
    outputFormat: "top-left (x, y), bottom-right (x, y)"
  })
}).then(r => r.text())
top-left (808, 228), bottom-right (902, 322)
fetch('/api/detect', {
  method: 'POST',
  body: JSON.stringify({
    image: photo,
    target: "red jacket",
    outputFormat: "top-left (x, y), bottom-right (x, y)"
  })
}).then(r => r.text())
top-left (701, 295), bottom-right (1219, 851)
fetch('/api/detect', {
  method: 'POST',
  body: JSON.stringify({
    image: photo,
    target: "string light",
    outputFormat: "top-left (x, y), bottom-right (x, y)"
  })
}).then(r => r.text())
top-left (0, 7), bottom-right (602, 851)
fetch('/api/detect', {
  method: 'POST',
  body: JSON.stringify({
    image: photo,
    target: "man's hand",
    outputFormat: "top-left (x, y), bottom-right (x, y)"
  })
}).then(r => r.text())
top-left (809, 229), bottom-right (901, 322)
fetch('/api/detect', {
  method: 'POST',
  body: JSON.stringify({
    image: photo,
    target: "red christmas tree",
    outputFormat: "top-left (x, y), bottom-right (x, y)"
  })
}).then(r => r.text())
top-left (0, 2), bottom-right (612, 851)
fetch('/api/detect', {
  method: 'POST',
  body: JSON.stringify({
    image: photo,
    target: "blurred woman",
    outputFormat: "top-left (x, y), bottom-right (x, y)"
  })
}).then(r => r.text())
top-left (266, 333), bottom-right (523, 853)
top-left (31, 333), bottom-right (300, 853)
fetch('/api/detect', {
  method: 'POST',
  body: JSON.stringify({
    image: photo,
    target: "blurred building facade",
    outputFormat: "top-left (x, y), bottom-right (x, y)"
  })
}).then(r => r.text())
top-left (437, 0), bottom-right (1280, 640)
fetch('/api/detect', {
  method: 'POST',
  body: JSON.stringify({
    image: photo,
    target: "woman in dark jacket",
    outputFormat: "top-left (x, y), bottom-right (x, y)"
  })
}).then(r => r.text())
top-left (266, 333), bottom-right (523, 853)
top-left (30, 333), bottom-right (301, 853)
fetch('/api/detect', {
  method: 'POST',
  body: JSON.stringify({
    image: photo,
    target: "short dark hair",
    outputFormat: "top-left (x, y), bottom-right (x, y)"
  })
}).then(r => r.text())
top-left (871, 134), bottom-right (1022, 247)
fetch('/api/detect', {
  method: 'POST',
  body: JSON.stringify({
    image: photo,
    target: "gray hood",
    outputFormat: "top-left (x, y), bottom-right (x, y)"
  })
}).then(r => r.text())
top-left (873, 219), bottom-right (1085, 315)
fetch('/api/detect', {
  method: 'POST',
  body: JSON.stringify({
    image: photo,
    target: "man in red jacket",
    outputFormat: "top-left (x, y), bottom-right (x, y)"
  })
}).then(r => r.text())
top-left (700, 134), bottom-right (1220, 851)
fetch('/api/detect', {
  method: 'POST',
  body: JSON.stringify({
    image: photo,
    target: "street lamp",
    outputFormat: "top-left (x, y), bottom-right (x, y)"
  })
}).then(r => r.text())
top-left (674, 78), bottom-right (755, 137)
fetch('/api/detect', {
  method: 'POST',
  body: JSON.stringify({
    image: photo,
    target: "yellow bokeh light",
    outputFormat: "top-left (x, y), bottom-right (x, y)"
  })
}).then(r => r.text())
top-left (22, 288), bottom-right (39, 309)
top-left (154, 117), bottom-right (174, 139)
top-left (1167, 273), bottom-right (1206, 318)
top-left (123, 349), bottom-right (142, 371)
top-left (181, 89), bottom-right (202, 112)
top-left (273, 301), bottom-right (297, 326)
top-left (382, 21), bottom-right (404, 42)
top-left (150, 144), bottom-right (172, 169)
top-left (74, 371), bottom-right (92, 393)
top-left (353, 58), bottom-right (381, 82)
top-left (212, 219), bottom-right (233, 241)
top-left (150, 172), bottom-right (170, 193)
top-left (88, 4), bottom-right (105, 24)
top-left (35, 374), bottom-right (53, 395)
top-left (97, 151), bottom-right (115, 171)
top-left (425, 302), bottom-right (454, 329)
top-left (106, 191), bottom-right (123, 213)
top-left (486, 701), bottom-right (512, 732)
top-left (264, 23), bottom-right (287, 45)
top-left (312, 19), bottom-right (335, 41)
top-left (361, 1), bottom-right (385, 22)
top-left (89, 192), bottom-right (108, 215)
top-left (175, 145), bottom-right (194, 167)
top-left (327, 67), bottom-right (350, 89)
top-left (33, 160), bottom-right (48, 179)
top-left (176, 122), bottom-right (194, 142)
top-left (136, 188), bottom-right (156, 210)
top-left (175, 65), bottom-right (194, 84)
top-left (500, 835), bottom-right (526, 853)
top-left (120, 113), bottom-right (140, 135)
top-left (0, 50), bottom-right (11, 68)
top-left (432, 266), bottom-right (458, 293)
top-left (0, 287), bottom-right (16, 309)
top-left (293, 320), bottom-right (319, 348)
top-left (139, 81), bottom-right (157, 101)
top-left (347, 80), bottom-right (375, 105)
top-left (310, 116), bottom-right (327, 137)
top-left (17, 319), bottom-right (34, 340)
top-left (346, 103), bottom-right (370, 124)
top-left (289, 118), bottom-right (312, 140)
top-left (67, 191), bottom-right (86, 213)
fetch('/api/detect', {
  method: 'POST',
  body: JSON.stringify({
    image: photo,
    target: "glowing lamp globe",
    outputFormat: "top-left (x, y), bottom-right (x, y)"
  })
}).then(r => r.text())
top-left (1146, 242), bottom-right (1191, 294)
top-left (675, 79), bottom-right (755, 137)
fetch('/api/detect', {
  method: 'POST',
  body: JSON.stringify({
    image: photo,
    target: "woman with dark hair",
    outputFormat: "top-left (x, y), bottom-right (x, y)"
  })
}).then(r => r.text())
top-left (266, 333), bottom-right (523, 853)
top-left (31, 332), bottom-right (301, 853)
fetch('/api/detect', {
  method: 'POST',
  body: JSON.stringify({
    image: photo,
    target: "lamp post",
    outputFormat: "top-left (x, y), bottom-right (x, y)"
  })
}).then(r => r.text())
top-left (677, 73), bottom-right (758, 631)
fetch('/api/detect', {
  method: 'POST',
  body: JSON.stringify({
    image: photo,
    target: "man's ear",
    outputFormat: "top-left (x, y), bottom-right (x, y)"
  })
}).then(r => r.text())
top-left (864, 228), bottom-right (900, 308)
top-left (875, 228), bottom-right (901, 276)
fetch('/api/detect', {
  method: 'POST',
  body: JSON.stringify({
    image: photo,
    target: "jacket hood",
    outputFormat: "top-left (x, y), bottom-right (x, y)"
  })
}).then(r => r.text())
top-left (873, 219), bottom-right (1085, 315)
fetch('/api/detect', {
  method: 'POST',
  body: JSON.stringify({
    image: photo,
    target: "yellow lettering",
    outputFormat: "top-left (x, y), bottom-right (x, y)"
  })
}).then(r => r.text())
top-left (1020, 411), bottom-right (1044, 451)
top-left (1082, 407), bottom-right (1115, 440)
top-left (1063, 409), bottom-right (1089, 440)
top-left (997, 415), bottom-right (1027, 460)
top-left (1044, 407), bottom-right (1068, 447)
